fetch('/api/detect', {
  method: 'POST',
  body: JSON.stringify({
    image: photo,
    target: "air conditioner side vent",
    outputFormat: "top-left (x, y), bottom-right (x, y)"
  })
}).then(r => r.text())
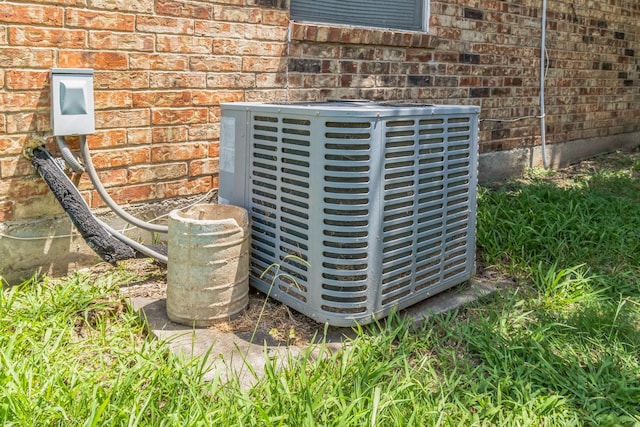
top-left (220, 101), bottom-right (480, 326)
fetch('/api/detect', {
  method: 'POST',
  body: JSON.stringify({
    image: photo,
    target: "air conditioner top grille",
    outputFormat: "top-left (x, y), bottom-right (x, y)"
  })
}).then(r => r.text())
top-left (222, 101), bottom-right (480, 118)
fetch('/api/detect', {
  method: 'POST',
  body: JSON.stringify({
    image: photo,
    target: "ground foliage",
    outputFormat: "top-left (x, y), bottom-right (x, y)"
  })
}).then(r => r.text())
top-left (1, 150), bottom-right (639, 426)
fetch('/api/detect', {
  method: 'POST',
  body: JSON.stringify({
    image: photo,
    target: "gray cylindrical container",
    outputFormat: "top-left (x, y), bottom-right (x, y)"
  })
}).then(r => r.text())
top-left (167, 204), bottom-right (249, 327)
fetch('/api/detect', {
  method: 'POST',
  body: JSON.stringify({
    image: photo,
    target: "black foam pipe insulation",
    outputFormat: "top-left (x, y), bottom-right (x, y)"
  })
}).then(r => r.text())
top-left (31, 147), bottom-right (137, 263)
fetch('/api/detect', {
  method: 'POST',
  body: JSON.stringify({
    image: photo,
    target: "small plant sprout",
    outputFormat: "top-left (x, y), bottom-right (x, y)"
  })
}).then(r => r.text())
top-left (259, 254), bottom-right (311, 293)
top-left (250, 254), bottom-right (311, 345)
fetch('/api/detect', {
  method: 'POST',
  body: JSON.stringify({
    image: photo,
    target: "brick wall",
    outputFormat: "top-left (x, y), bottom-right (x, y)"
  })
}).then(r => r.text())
top-left (1, 0), bottom-right (639, 226)
top-left (287, 0), bottom-right (640, 152)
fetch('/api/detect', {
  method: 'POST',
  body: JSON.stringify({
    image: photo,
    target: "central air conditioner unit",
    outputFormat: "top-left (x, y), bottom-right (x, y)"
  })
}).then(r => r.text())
top-left (219, 101), bottom-right (480, 327)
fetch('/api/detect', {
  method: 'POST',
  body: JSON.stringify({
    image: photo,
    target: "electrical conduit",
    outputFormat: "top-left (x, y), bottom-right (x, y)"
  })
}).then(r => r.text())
top-left (36, 146), bottom-right (168, 263)
top-left (55, 136), bottom-right (85, 173)
top-left (96, 218), bottom-right (168, 263)
top-left (78, 135), bottom-right (169, 234)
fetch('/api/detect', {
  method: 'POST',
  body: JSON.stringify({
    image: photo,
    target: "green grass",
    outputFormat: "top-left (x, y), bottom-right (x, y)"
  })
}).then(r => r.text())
top-left (1, 151), bottom-right (639, 426)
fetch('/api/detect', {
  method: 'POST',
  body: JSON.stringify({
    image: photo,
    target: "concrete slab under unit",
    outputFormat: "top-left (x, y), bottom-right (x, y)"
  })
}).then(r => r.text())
top-left (128, 278), bottom-right (499, 389)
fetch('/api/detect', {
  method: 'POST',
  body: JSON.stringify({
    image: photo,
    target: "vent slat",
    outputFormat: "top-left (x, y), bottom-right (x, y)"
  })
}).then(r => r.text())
top-left (220, 103), bottom-right (478, 326)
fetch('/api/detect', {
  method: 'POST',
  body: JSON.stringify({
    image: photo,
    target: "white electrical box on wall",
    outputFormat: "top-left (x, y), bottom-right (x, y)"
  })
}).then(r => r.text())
top-left (220, 101), bottom-right (480, 326)
top-left (50, 68), bottom-right (95, 136)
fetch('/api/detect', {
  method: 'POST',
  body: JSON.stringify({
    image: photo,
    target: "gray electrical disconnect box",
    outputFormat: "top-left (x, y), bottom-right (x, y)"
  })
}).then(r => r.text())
top-left (50, 68), bottom-right (95, 136)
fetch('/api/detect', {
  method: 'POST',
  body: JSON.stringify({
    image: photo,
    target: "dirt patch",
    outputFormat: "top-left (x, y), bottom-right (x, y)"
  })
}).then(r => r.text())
top-left (526, 147), bottom-right (640, 187)
top-left (115, 259), bottom-right (168, 300)
top-left (216, 289), bottom-right (331, 346)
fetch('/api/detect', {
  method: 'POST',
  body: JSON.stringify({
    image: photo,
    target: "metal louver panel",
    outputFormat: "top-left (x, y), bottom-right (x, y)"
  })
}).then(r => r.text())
top-left (220, 101), bottom-right (480, 326)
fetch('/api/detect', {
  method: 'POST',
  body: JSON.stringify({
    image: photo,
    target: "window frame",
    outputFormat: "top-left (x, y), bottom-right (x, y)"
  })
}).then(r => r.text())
top-left (289, 0), bottom-right (430, 33)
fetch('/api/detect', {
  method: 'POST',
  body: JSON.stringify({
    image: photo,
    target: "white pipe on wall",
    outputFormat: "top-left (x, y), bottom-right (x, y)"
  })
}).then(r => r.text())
top-left (540, 0), bottom-right (548, 168)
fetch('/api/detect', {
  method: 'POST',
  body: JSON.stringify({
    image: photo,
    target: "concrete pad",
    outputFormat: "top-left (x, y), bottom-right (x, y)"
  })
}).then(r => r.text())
top-left (128, 278), bottom-right (499, 389)
top-left (403, 278), bottom-right (499, 328)
top-left (131, 296), bottom-right (346, 388)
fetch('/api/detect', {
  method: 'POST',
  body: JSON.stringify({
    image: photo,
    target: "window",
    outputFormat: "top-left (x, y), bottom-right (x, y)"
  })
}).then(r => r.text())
top-left (290, 0), bottom-right (428, 32)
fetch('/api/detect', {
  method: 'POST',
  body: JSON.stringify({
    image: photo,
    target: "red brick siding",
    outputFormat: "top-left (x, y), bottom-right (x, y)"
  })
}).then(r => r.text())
top-left (289, 0), bottom-right (640, 152)
top-left (0, 0), bottom-right (639, 223)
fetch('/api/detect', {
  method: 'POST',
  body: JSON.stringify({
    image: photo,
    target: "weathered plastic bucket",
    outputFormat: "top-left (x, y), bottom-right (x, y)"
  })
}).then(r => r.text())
top-left (167, 204), bottom-right (250, 327)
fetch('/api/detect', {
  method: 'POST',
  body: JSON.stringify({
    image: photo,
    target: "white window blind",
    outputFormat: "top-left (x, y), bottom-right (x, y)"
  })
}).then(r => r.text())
top-left (290, 0), bottom-right (427, 32)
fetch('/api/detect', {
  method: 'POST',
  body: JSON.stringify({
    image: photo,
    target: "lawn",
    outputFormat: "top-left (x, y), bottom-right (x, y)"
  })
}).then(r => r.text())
top-left (1, 150), bottom-right (639, 426)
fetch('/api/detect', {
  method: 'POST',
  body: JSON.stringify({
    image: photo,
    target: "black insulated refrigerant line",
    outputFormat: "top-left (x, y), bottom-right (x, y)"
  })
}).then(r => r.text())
top-left (31, 146), bottom-right (138, 263)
